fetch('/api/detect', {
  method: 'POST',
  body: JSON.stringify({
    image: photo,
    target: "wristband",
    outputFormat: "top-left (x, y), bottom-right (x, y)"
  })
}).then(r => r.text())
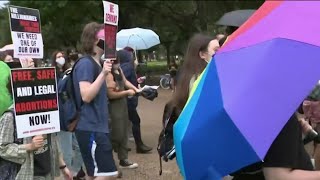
top-left (59, 165), bottom-right (67, 170)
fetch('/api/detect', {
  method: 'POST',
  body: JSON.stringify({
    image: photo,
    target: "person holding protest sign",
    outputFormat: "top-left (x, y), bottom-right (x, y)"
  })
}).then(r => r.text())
top-left (106, 50), bottom-right (141, 169)
top-left (19, 57), bottom-right (35, 68)
top-left (73, 22), bottom-right (118, 180)
top-left (0, 61), bottom-right (72, 180)
top-left (52, 50), bottom-right (74, 174)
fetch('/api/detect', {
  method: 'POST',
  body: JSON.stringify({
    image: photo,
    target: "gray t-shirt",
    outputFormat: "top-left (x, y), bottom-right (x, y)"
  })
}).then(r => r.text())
top-left (73, 57), bottom-right (109, 133)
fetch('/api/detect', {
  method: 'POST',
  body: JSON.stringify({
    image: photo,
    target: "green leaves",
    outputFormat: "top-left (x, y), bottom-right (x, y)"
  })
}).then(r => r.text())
top-left (3, 0), bottom-right (263, 61)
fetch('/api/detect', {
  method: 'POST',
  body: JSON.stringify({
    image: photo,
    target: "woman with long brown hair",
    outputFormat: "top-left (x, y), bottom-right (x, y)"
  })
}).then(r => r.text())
top-left (51, 50), bottom-right (69, 79)
top-left (159, 34), bottom-right (219, 173)
top-left (170, 34), bottom-right (220, 116)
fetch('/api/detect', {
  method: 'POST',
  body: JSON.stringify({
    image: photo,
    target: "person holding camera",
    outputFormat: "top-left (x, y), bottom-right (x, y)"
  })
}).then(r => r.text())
top-left (106, 50), bottom-right (141, 169)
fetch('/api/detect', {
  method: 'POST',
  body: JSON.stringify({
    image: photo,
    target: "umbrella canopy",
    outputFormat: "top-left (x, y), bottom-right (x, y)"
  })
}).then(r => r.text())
top-left (0, 44), bottom-right (14, 52)
top-left (216, 9), bottom-right (256, 27)
top-left (116, 27), bottom-right (160, 50)
top-left (174, 1), bottom-right (320, 180)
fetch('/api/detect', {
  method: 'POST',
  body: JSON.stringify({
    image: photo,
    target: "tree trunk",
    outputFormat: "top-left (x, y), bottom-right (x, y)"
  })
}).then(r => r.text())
top-left (137, 51), bottom-right (143, 63)
top-left (118, 6), bottom-right (132, 29)
top-left (196, 1), bottom-right (208, 32)
top-left (164, 43), bottom-right (171, 66)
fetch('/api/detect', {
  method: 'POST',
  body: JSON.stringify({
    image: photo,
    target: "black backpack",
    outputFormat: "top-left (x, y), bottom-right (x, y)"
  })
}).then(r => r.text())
top-left (157, 102), bottom-right (178, 175)
top-left (0, 109), bottom-right (23, 180)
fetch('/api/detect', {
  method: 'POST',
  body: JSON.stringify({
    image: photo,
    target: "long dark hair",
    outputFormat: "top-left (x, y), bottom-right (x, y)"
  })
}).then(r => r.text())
top-left (0, 51), bottom-right (7, 60)
top-left (51, 50), bottom-right (68, 72)
top-left (171, 33), bottom-right (214, 115)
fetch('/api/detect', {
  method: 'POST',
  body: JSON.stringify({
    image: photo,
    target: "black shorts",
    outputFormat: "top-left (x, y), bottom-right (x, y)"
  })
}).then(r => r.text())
top-left (75, 130), bottom-right (117, 177)
top-left (169, 70), bottom-right (177, 78)
top-left (232, 172), bottom-right (264, 180)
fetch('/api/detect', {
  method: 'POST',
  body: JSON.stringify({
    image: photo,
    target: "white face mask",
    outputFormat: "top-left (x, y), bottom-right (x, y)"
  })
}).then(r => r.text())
top-left (56, 57), bottom-right (65, 66)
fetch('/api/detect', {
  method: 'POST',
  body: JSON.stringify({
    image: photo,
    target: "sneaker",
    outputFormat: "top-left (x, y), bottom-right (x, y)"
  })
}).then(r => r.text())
top-left (136, 143), bottom-right (152, 154)
top-left (119, 159), bottom-right (138, 169)
top-left (73, 167), bottom-right (85, 180)
top-left (117, 170), bottom-right (123, 178)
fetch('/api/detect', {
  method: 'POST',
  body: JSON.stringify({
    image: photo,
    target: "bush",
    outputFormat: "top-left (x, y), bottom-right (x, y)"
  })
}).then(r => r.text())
top-left (137, 60), bottom-right (168, 76)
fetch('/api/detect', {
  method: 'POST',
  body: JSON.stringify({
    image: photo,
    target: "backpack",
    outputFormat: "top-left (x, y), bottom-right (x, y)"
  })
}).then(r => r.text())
top-left (157, 102), bottom-right (178, 175)
top-left (57, 56), bottom-right (100, 132)
top-left (0, 109), bottom-right (23, 180)
top-left (303, 84), bottom-right (320, 124)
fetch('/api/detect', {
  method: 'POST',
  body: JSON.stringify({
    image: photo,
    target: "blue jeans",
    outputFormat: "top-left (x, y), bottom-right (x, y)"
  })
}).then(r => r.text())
top-left (58, 131), bottom-right (84, 174)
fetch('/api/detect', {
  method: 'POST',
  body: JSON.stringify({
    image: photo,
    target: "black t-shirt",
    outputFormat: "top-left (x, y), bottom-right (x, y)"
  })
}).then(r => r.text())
top-left (232, 115), bottom-right (313, 180)
top-left (33, 134), bottom-right (51, 176)
top-left (169, 68), bottom-right (177, 77)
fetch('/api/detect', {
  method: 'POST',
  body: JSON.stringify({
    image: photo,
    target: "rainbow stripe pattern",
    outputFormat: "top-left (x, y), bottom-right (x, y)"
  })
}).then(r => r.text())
top-left (174, 1), bottom-right (320, 179)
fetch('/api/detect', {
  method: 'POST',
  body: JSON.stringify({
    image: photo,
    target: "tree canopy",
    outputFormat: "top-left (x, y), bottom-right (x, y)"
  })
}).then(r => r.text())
top-left (0, 0), bottom-right (263, 63)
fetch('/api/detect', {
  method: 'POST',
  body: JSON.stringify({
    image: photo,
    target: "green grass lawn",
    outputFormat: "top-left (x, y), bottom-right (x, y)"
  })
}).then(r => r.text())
top-left (138, 60), bottom-right (168, 75)
top-left (146, 60), bottom-right (167, 67)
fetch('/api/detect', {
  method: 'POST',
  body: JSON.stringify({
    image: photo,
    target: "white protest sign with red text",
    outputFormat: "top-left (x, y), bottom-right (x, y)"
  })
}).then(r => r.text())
top-left (103, 1), bottom-right (119, 26)
top-left (8, 5), bottom-right (43, 59)
top-left (103, 1), bottom-right (119, 58)
top-left (10, 67), bottom-right (60, 138)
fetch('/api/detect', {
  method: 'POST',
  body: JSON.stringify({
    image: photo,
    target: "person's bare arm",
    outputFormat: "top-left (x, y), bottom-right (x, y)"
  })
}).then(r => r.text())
top-left (79, 61), bottom-right (111, 103)
top-left (79, 73), bottom-right (107, 103)
top-left (58, 152), bottom-right (72, 180)
top-left (106, 73), bottom-right (134, 99)
top-left (263, 167), bottom-right (320, 180)
top-left (0, 113), bottom-right (43, 164)
top-left (119, 68), bottom-right (140, 92)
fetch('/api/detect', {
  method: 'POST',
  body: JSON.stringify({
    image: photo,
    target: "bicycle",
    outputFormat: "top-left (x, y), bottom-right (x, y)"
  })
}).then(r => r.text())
top-left (159, 74), bottom-right (171, 90)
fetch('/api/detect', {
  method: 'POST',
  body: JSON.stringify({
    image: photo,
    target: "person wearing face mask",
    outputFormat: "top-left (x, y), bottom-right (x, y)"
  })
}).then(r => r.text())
top-left (123, 47), bottom-right (139, 70)
top-left (106, 50), bottom-right (141, 170)
top-left (51, 51), bottom-right (69, 80)
top-left (51, 50), bottom-right (85, 178)
top-left (66, 49), bottom-right (80, 67)
top-left (0, 51), bottom-right (14, 63)
top-left (73, 22), bottom-right (117, 180)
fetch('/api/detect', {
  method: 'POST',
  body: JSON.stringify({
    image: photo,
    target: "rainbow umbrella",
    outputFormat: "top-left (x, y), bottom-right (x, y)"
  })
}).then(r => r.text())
top-left (174, 1), bottom-right (320, 180)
